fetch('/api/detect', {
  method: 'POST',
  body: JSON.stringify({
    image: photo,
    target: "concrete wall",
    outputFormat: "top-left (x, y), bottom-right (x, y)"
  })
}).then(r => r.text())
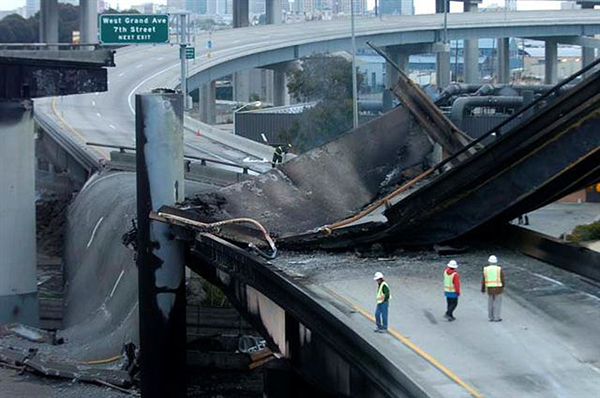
top-left (0, 101), bottom-right (39, 326)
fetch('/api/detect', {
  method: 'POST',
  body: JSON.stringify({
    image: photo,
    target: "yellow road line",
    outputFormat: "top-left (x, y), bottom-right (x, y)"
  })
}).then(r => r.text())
top-left (322, 286), bottom-right (484, 398)
top-left (51, 97), bottom-right (108, 159)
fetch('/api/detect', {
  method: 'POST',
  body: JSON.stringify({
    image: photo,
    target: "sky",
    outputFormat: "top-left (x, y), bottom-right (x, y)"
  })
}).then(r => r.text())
top-left (0, 0), bottom-right (562, 12)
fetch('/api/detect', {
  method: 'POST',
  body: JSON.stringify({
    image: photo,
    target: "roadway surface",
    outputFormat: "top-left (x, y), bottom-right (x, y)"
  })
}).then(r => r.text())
top-left (35, 10), bottom-right (600, 173)
top-left (277, 245), bottom-right (600, 397)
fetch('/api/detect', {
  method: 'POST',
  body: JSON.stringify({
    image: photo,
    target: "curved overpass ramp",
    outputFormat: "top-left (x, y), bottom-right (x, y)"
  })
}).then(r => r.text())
top-left (36, 10), bottom-right (600, 168)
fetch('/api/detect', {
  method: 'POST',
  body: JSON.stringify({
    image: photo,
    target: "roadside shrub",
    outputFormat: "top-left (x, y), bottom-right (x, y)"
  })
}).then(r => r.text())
top-left (566, 221), bottom-right (600, 243)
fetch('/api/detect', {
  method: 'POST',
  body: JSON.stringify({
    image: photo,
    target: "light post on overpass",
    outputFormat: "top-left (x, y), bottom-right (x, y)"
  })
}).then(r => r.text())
top-left (350, 0), bottom-right (359, 129)
top-left (179, 12), bottom-right (190, 110)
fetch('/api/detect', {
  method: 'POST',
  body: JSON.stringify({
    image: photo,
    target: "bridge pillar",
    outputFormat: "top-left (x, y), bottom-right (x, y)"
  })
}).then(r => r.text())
top-left (0, 100), bottom-right (39, 327)
top-left (200, 80), bottom-right (216, 125)
top-left (135, 91), bottom-right (186, 398)
top-left (266, 0), bottom-right (282, 25)
top-left (545, 39), bottom-right (558, 84)
top-left (497, 37), bottom-right (510, 84)
top-left (582, 46), bottom-right (596, 76)
top-left (233, 0), bottom-right (249, 28)
top-left (40, 0), bottom-right (59, 45)
top-left (383, 47), bottom-right (409, 111)
top-left (273, 68), bottom-right (289, 107)
top-left (436, 0), bottom-right (451, 90)
top-left (463, 1), bottom-right (479, 83)
top-left (79, 0), bottom-right (98, 49)
top-left (581, 2), bottom-right (597, 76)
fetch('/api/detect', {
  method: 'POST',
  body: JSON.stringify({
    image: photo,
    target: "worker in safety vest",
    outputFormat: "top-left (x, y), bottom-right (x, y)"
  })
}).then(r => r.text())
top-left (373, 271), bottom-right (391, 333)
top-left (443, 260), bottom-right (461, 322)
top-left (481, 255), bottom-right (506, 322)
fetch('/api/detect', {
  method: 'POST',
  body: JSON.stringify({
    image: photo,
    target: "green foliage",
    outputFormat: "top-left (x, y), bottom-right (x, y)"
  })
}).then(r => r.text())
top-left (0, 14), bottom-right (37, 43)
top-left (285, 54), bottom-right (362, 151)
top-left (566, 221), bottom-right (600, 243)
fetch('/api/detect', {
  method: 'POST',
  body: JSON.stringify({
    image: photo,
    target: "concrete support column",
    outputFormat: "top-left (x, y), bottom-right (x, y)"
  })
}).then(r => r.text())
top-left (0, 100), bottom-right (39, 327)
top-left (266, 0), bottom-right (282, 25)
top-left (39, 0), bottom-right (59, 45)
top-left (582, 46), bottom-right (596, 76)
top-left (273, 68), bottom-right (289, 107)
top-left (233, 70), bottom-right (251, 102)
top-left (233, 0), bottom-right (249, 28)
top-left (135, 91), bottom-right (186, 398)
top-left (383, 48), bottom-right (409, 111)
top-left (463, 2), bottom-right (479, 84)
top-left (497, 37), bottom-right (510, 84)
top-left (200, 80), bottom-right (216, 124)
top-left (79, 0), bottom-right (98, 48)
top-left (436, 0), bottom-right (450, 90)
top-left (545, 39), bottom-right (558, 85)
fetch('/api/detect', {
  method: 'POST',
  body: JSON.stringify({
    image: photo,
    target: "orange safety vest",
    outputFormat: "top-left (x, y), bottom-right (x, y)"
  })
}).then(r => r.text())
top-left (484, 265), bottom-right (503, 287)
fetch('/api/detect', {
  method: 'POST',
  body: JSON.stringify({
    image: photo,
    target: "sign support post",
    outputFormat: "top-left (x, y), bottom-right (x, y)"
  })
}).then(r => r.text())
top-left (179, 13), bottom-right (188, 110)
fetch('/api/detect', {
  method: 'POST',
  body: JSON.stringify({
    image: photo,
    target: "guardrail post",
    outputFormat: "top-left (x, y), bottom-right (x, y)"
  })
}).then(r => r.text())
top-left (135, 90), bottom-right (186, 398)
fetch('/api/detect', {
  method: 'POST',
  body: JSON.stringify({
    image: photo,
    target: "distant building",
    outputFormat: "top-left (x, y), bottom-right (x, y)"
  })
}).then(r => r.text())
top-left (250, 0), bottom-right (265, 14)
top-left (167, 0), bottom-right (186, 11)
top-left (380, 0), bottom-right (413, 15)
top-left (186, 0), bottom-right (208, 14)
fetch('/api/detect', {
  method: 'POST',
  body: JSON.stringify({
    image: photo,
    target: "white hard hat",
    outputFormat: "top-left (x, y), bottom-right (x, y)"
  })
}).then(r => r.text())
top-left (488, 255), bottom-right (498, 264)
top-left (373, 271), bottom-right (384, 280)
top-left (447, 260), bottom-right (458, 269)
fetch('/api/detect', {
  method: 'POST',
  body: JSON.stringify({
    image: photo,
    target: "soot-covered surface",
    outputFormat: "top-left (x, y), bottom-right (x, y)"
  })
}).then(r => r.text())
top-left (184, 106), bottom-right (433, 237)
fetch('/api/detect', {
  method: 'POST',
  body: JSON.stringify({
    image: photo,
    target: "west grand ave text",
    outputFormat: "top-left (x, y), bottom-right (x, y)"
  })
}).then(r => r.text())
top-left (101, 16), bottom-right (168, 25)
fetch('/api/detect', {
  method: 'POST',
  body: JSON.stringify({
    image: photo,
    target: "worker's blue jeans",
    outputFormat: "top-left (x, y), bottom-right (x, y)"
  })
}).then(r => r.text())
top-left (375, 301), bottom-right (389, 330)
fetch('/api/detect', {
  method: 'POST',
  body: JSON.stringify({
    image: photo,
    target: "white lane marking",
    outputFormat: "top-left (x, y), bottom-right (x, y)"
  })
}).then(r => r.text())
top-left (109, 270), bottom-right (125, 298)
top-left (127, 62), bottom-right (179, 114)
top-left (87, 217), bottom-right (104, 248)
top-left (95, 92), bottom-right (99, 96)
top-left (232, 40), bottom-right (241, 43)
top-left (532, 272), bottom-right (565, 286)
top-left (96, 112), bottom-right (102, 118)
top-left (109, 124), bottom-right (116, 130)
top-left (92, 100), bottom-right (96, 106)
top-left (118, 72), bottom-right (125, 77)
top-left (157, 57), bottom-right (164, 60)
top-left (135, 64), bottom-right (143, 69)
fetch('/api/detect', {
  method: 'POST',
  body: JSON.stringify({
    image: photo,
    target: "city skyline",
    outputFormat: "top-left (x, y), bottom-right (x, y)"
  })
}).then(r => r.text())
top-left (0, 0), bottom-right (561, 12)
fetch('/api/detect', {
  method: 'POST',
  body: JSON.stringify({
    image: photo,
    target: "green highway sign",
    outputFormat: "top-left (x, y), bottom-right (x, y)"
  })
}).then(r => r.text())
top-left (185, 47), bottom-right (195, 59)
top-left (99, 14), bottom-right (169, 44)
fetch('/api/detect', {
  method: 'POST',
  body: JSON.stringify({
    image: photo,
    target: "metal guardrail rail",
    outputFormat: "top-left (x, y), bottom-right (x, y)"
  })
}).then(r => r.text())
top-left (86, 142), bottom-right (259, 175)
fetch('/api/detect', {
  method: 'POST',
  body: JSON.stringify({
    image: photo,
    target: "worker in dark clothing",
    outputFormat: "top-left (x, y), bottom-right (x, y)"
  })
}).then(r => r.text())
top-left (443, 260), bottom-right (461, 321)
top-left (373, 271), bottom-right (391, 333)
top-left (271, 144), bottom-right (292, 168)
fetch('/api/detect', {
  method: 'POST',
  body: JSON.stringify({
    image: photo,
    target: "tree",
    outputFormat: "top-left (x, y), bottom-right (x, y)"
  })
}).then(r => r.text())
top-left (285, 54), bottom-right (363, 151)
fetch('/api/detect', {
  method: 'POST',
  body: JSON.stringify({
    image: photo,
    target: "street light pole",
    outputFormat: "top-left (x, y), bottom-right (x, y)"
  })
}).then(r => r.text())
top-left (350, 0), bottom-right (359, 129)
top-left (179, 13), bottom-right (188, 110)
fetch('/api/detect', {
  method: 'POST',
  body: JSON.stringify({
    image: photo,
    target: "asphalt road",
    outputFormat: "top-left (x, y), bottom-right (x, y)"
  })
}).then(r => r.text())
top-left (33, 10), bottom-right (600, 172)
top-left (276, 244), bottom-right (600, 397)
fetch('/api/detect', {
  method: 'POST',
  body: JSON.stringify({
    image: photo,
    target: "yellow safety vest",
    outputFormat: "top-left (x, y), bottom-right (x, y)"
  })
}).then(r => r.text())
top-left (376, 281), bottom-right (391, 304)
top-left (444, 272), bottom-right (456, 293)
top-left (484, 265), bottom-right (503, 287)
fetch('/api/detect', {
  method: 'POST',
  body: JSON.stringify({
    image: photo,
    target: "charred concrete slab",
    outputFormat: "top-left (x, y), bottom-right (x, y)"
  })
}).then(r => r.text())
top-left (0, 49), bottom-right (113, 100)
top-left (184, 104), bottom-right (433, 237)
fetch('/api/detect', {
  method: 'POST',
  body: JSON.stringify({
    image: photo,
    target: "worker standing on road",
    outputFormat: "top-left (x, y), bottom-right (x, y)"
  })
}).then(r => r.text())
top-left (443, 260), bottom-right (461, 321)
top-left (481, 255), bottom-right (506, 322)
top-left (373, 271), bottom-right (391, 333)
